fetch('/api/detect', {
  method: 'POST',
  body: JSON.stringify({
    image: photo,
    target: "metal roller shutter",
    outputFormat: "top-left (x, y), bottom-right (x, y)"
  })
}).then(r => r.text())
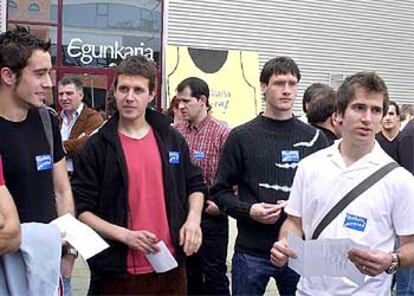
top-left (167, 0), bottom-right (414, 114)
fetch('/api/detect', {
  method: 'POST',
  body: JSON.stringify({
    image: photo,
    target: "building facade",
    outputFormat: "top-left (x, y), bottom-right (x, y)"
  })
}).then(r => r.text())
top-left (5, 0), bottom-right (162, 112)
top-left (4, 1), bottom-right (414, 118)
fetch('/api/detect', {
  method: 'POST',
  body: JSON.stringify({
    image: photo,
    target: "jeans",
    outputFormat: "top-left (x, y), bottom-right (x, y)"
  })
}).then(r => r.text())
top-left (232, 252), bottom-right (299, 296)
top-left (396, 268), bottom-right (414, 296)
top-left (186, 215), bottom-right (230, 295)
top-left (63, 277), bottom-right (71, 296)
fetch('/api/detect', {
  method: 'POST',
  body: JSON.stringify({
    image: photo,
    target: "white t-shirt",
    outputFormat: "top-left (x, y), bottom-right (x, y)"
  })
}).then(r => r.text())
top-left (285, 141), bottom-right (414, 296)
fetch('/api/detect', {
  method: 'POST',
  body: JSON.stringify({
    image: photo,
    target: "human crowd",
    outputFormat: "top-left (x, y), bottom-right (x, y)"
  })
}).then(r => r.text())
top-left (0, 26), bottom-right (414, 296)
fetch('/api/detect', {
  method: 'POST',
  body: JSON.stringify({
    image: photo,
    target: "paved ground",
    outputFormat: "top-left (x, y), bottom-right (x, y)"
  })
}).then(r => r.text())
top-left (71, 218), bottom-right (279, 295)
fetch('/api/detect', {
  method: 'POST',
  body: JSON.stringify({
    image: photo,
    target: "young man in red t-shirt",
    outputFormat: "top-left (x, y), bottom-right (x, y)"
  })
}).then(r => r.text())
top-left (72, 56), bottom-right (207, 295)
top-left (0, 156), bottom-right (21, 254)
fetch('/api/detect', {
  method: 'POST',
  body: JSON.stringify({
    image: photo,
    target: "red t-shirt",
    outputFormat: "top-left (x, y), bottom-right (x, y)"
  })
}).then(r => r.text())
top-left (0, 156), bottom-right (5, 186)
top-left (119, 129), bottom-right (176, 274)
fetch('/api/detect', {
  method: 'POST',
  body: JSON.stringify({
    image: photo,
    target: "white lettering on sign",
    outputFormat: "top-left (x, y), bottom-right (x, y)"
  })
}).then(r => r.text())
top-left (67, 38), bottom-right (154, 65)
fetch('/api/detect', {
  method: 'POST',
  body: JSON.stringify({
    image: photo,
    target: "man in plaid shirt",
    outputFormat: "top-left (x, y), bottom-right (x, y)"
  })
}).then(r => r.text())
top-left (175, 77), bottom-right (231, 296)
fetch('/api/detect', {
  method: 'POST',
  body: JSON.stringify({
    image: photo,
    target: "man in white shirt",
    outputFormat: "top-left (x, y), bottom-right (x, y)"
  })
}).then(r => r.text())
top-left (271, 71), bottom-right (414, 296)
top-left (58, 75), bottom-right (103, 173)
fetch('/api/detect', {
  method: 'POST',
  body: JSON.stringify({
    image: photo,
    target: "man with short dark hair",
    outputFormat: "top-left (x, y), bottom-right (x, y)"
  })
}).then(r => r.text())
top-left (211, 57), bottom-right (328, 295)
top-left (271, 71), bottom-right (414, 295)
top-left (71, 55), bottom-right (207, 295)
top-left (306, 83), bottom-right (340, 145)
top-left (58, 75), bottom-right (103, 173)
top-left (0, 26), bottom-right (75, 295)
top-left (376, 100), bottom-right (400, 162)
top-left (175, 77), bottom-right (230, 295)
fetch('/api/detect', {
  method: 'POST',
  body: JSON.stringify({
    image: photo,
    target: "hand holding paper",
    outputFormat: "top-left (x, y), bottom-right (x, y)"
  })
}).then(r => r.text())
top-left (286, 232), bottom-right (367, 285)
top-left (51, 214), bottom-right (109, 259)
top-left (145, 241), bottom-right (178, 273)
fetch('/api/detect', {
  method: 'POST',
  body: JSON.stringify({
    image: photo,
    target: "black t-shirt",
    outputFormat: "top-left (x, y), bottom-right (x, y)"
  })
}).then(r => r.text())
top-left (375, 131), bottom-right (400, 162)
top-left (0, 109), bottom-right (65, 223)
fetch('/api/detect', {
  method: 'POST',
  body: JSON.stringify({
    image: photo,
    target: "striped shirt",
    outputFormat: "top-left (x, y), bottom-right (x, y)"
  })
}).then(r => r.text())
top-left (175, 115), bottom-right (230, 188)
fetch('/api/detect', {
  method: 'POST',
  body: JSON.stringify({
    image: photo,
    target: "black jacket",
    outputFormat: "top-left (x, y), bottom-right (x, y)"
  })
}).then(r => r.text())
top-left (71, 109), bottom-right (207, 277)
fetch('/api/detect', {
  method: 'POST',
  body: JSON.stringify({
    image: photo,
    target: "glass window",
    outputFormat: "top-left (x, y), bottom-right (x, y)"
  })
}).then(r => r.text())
top-left (141, 8), bottom-right (152, 32)
top-left (62, 1), bottom-right (162, 67)
top-left (63, 4), bottom-right (96, 28)
top-left (28, 3), bottom-right (41, 15)
top-left (8, 0), bottom-right (57, 23)
top-left (8, 1), bottom-right (17, 17)
top-left (108, 4), bottom-right (141, 30)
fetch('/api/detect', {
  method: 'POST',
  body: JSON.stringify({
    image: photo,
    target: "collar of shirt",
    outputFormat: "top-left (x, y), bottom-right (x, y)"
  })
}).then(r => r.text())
top-left (61, 103), bottom-right (84, 124)
top-left (325, 140), bottom-right (384, 174)
top-left (186, 114), bottom-right (212, 132)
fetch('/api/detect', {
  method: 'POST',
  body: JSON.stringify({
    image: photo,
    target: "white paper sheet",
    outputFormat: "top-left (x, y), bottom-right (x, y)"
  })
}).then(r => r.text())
top-left (287, 232), bottom-right (366, 285)
top-left (51, 214), bottom-right (109, 259)
top-left (145, 241), bottom-right (178, 273)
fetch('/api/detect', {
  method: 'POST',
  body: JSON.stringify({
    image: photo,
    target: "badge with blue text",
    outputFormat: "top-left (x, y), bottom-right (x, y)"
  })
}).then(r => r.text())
top-left (193, 151), bottom-right (205, 161)
top-left (35, 154), bottom-right (52, 171)
top-left (343, 213), bottom-right (367, 232)
top-left (169, 151), bottom-right (180, 165)
top-left (281, 150), bottom-right (300, 162)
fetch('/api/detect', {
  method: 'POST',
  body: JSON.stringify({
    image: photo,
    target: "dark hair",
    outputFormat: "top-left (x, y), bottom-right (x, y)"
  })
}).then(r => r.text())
top-left (260, 57), bottom-right (301, 85)
top-left (337, 71), bottom-right (389, 116)
top-left (302, 83), bottom-right (325, 113)
top-left (114, 55), bottom-right (157, 93)
top-left (166, 96), bottom-right (180, 118)
top-left (400, 104), bottom-right (414, 121)
top-left (306, 84), bottom-right (337, 124)
top-left (387, 100), bottom-right (400, 116)
top-left (176, 77), bottom-right (210, 109)
top-left (58, 75), bottom-right (84, 92)
top-left (0, 26), bottom-right (51, 83)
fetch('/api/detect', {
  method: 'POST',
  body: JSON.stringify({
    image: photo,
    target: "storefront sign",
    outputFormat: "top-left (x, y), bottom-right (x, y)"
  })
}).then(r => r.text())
top-left (67, 38), bottom-right (154, 65)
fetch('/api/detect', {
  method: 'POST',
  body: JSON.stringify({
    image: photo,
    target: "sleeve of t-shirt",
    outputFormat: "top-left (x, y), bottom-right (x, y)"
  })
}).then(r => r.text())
top-left (392, 169), bottom-right (414, 236)
top-left (0, 156), bottom-right (5, 186)
top-left (50, 112), bottom-right (65, 163)
top-left (285, 161), bottom-right (306, 218)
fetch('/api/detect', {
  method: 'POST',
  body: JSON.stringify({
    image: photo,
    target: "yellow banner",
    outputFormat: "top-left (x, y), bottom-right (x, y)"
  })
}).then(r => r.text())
top-left (166, 46), bottom-right (261, 127)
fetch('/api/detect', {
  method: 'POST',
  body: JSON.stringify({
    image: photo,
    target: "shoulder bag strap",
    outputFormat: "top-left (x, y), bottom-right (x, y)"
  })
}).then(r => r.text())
top-left (39, 107), bottom-right (54, 163)
top-left (311, 161), bottom-right (400, 240)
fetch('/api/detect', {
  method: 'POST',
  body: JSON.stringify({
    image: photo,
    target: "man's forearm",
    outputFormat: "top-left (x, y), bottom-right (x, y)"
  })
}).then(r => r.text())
top-left (187, 192), bottom-right (204, 223)
top-left (78, 211), bottom-right (128, 243)
top-left (398, 235), bottom-right (414, 268)
top-left (278, 215), bottom-right (304, 241)
top-left (0, 187), bottom-right (21, 255)
top-left (55, 189), bottom-right (75, 216)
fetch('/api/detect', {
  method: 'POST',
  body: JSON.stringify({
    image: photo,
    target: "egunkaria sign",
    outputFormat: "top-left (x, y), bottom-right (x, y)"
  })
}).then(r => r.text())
top-left (67, 38), bottom-right (154, 65)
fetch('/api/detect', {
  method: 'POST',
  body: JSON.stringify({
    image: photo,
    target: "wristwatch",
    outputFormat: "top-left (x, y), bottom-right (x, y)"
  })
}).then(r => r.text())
top-left (385, 252), bottom-right (400, 274)
top-left (64, 246), bottom-right (79, 258)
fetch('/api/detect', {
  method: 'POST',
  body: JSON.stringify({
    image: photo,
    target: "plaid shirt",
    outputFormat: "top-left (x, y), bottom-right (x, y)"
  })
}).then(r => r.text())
top-left (175, 115), bottom-right (230, 188)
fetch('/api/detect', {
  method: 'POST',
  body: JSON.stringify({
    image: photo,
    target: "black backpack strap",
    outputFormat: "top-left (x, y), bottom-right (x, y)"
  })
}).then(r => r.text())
top-left (39, 107), bottom-right (54, 163)
top-left (311, 162), bottom-right (400, 240)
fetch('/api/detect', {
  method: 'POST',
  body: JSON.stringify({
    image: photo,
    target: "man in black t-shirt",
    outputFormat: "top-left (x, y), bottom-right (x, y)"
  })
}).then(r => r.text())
top-left (375, 100), bottom-right (400, 162)
top-left (0, 26), bottom-right (76, 295)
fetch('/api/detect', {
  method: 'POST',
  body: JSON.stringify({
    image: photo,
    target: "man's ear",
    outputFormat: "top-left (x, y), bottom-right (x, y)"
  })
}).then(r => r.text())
top-left (149, 90), bottom-right (156, 103)
top-left (335, 112), bottom-right (343, 126)
top-left (260, 82), bottom-right (267, 93)
top-left (0, 67), bottom-right (16, 87)
top-left (199, 95), bottom-right (208, 105)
